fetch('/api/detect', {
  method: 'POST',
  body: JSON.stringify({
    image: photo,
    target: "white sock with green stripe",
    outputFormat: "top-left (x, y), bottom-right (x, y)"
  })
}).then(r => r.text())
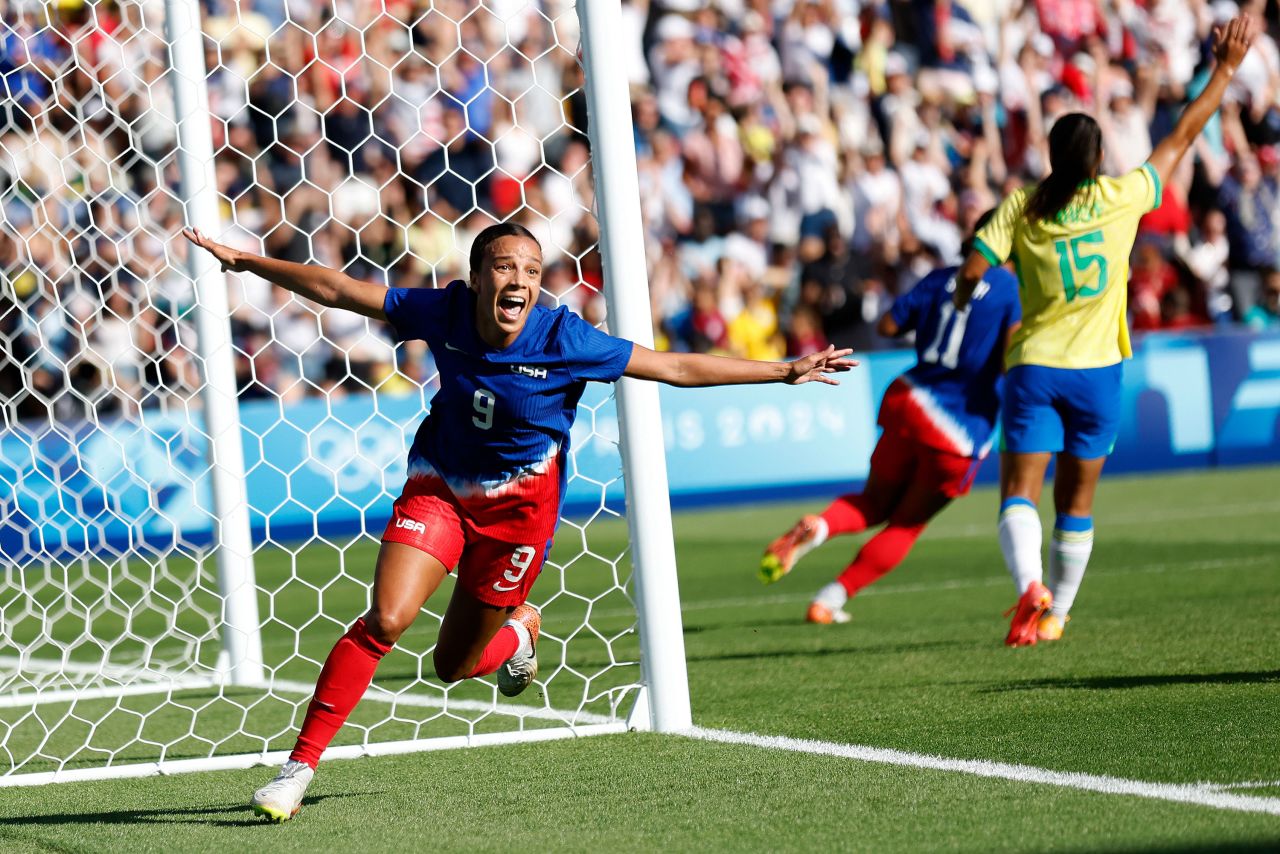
top-left (1049, 514), bottom-right (1093, 619)
top-left (998, 497), bottom-right (1042, 595)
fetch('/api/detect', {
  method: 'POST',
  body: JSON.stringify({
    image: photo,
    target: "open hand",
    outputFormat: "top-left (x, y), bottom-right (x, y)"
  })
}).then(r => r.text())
top-left (785, 345), bottom-right (859, 386)
top-left (182, 228), bottom-right (244, 273)
top-left (1214, 14), bottom-right (1257, 73)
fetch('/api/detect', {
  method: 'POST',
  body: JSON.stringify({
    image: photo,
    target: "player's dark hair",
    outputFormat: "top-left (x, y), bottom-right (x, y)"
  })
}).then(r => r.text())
top-left (469, 222), bottom-right (541, 273)
top-left (1025, 113), bottom-right (1102, 224)
top-left (961, 208), bottom-right (997, 256)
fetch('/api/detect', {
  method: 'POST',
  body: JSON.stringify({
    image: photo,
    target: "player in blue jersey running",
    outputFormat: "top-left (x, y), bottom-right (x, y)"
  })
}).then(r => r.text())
top-left (184, 222), bottom-right (855, 821)
top-left (760, 213), bottom-right (1020, 624)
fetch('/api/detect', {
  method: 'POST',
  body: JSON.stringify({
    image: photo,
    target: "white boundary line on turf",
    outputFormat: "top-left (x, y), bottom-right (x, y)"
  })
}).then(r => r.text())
top-left (923, 499), bottom-right (1280, 540)
top-left (686, 727), bottom-right (1280, 817)
top-left (713, 499), bottom-right (1280, 543)
top-left (267, 677), bottom-right (617, 727)
top-left (0, 723), bottom-right (629, 788)
top-left (1202, 780), bottom-right (1280, 792)
top-left (596, 554), bottom-right (1274, 618)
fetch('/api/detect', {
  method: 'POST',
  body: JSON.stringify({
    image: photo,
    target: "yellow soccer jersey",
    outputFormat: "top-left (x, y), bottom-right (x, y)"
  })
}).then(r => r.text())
top-left (974, 163), bottom-right (1162, 369)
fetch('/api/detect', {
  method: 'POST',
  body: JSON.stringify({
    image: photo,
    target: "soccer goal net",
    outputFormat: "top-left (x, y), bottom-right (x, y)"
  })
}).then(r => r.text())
top-left (0, 0), bottom-right (687, 785)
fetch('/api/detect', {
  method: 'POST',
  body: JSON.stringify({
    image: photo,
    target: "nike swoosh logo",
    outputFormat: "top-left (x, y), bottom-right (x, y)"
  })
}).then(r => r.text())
top-left (444, 342), bottom-right (467, 353)
top-left (492, 581), bottom-right (520, 592)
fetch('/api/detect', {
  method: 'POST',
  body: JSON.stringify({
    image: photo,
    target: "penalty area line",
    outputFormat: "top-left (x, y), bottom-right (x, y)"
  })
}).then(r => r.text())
top-left (684, 727), bottom-right (1280, 817)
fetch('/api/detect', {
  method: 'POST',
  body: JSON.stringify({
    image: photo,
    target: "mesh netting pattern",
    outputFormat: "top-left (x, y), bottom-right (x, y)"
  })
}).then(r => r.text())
top-left (0, 0), bottom-right (640, 781)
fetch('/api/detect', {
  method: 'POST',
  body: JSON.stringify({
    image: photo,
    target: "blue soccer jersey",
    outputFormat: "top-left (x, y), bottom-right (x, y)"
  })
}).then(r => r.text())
top-left (383, 280), bottom-right (634, 540)
top-left (885, 264), bottom-right (1021, 458)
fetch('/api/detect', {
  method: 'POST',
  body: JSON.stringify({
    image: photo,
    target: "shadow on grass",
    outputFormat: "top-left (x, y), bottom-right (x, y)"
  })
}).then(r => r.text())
top-left (687, 637), bottom-right (972, 664)
top-left (983, 669), bottom-right (1280, 693)
top-left (681, 617), bottom-right (840, 633)
top-left (0, 792), bottom-right (372, 829)
top-left (1110, 842), bottom-right (1280, 853)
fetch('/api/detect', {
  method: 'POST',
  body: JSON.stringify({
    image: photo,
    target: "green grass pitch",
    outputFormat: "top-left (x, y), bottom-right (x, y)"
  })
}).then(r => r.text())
top-left (1, 465), bottom-right (1277, 851)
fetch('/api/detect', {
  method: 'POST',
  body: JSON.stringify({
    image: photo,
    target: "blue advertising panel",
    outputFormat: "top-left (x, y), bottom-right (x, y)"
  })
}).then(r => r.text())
top-left (2, 329), bottom-right (1277, 559)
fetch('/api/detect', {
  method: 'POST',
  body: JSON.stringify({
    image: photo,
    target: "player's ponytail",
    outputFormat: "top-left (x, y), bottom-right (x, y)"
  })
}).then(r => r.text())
top-left (470, 222), bottom-right (542, 274)
top-left (1025, 113), bottom-right (1102, 224)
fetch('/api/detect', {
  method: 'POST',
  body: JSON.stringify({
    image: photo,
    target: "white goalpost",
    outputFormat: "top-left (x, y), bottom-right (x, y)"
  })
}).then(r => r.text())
top-left (0, 0), bottom-right (688, 786)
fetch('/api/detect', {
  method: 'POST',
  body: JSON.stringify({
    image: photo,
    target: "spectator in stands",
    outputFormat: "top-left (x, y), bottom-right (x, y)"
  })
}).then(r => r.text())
top-left (1177, 210), bottom-right (1233, 322)
top-left (1245, 268), bottom-right (1280, 329)
top-left (802, 224), bottom-right (872, 351)
top-left (1219, 154), bottom-right (1280, 319)
top-left (6, 0), bottom-right (1280, 428)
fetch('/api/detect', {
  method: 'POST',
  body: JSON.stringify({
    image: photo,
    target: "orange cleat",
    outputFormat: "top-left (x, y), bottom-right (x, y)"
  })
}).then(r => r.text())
top-left (1036, 612), bottom-right (1069, 642)
top-left (1003, 581), bottom-right (1052, 647)
top-left (806, 581), bottom-right (851, 624)
top-left (760, 515), bottom-right (827, 584)
top-left (805, 601), bottom-right (851, 624)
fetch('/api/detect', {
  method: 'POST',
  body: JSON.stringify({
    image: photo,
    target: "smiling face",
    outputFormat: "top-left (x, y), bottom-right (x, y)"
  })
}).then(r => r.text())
top-left (469, 234), bottom-right (543, 348)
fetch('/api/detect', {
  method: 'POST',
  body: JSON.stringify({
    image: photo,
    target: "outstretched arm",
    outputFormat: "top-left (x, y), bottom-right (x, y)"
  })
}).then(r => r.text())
top-left (623, 344), bottom-right (857, 388)
top-left (182, 228), bottom-right (389, 321)
top-left (1147, 14), bottom-right (1257, 188)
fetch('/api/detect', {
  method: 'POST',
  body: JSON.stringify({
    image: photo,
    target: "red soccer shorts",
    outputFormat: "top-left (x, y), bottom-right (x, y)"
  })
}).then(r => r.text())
top-left (382, 475), bottom-right (550, 608)
top-left (870, 425), bottom-right (980, 500)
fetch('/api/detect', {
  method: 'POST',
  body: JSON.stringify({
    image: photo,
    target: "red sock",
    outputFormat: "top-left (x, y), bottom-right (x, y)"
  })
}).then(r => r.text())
top-left (290, 618), bottom-right (393, 769)
top-left (837, 524), bottom-right (924, 596)
top-left (465, 625), bottom-right (519, 678)
top-left (821, 493), bottom-right (886, 537)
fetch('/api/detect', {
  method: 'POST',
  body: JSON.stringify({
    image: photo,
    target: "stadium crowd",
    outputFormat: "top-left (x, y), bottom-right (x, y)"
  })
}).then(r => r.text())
top-left (3, 0), bottom-right (1280, 422)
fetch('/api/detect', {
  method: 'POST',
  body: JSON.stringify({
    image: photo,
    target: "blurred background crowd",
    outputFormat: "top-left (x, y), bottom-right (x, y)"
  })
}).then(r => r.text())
top-left (3, 0), bottom-right (1280, 423)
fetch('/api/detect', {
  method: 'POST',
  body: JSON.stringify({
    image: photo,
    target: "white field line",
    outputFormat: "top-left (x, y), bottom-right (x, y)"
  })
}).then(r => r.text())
top-left (595, 554), bottom-right (1275, 619)
top-left (917, 499), bottom-right (1280, 541)
top-left (705, 499), bottom-right (1280, 546)
top-left (1202, 780), bottom-right (1280, 791)
top-left (0, 678), bottom-right (217, 709)
top-left (687, 727), bottom-right (1280, 817)
top-left (0, 723), bottom-right (629, 788)
top-left (267, 676), bottom-right (617, 727)
top-left (0, 655), bottom-right (220, 709)
top-left (0, 663), bottom-right (620, 728)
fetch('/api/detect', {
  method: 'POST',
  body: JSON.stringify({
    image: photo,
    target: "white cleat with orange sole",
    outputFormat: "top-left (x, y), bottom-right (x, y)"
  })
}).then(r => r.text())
top-left (806, 582), bottom-right (852, 624)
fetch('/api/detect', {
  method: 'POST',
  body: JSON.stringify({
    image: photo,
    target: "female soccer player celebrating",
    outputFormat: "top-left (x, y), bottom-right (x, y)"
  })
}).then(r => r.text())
top-left (183, 222), bottom-right (855, 821)
top-left (953, 15), bottom-right (1257, 646)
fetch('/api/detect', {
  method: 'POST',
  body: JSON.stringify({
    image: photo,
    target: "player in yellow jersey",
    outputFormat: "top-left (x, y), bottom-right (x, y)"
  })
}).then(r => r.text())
top-left (953, 15), bottom-right (1258, 646)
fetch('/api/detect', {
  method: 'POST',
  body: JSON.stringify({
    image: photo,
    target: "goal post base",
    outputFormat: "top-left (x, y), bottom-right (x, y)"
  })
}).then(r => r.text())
top-left (625, 685), bottom-right (652, 732)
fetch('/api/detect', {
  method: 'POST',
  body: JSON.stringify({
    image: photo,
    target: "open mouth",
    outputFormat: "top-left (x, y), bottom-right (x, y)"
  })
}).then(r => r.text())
top-left (497, 293), bottom-right (527, 324)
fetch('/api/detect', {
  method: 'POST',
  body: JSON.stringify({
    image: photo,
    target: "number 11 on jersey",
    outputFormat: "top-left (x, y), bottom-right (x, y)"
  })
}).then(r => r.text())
top-left (922, 302), bottom-right (970, 369)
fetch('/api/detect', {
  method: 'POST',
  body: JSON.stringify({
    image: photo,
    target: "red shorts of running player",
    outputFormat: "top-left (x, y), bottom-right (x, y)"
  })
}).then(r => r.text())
top-left (868, 429), bottom-right (979, 500)
top-left (872, 392), bottom-right (982, 502)
top-left (382, 475), bottom-right (550, 608)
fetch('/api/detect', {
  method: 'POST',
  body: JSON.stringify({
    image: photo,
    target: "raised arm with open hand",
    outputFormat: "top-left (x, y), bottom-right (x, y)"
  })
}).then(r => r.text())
top-left (1147, 14), bottom-right (1258, 188)
top-left (623, 344), bottom-right (858, 388)
top-left (182, 227), bottom-right (389, 321)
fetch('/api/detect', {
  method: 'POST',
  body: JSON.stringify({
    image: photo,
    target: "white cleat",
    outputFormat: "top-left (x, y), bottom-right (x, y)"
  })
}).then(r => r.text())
top-left (806, 582), bottom-right (852, 625)
top-left (251, 759), bottom-right (314, 823)
top-left (498, 603), bottom-right (541, 697)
